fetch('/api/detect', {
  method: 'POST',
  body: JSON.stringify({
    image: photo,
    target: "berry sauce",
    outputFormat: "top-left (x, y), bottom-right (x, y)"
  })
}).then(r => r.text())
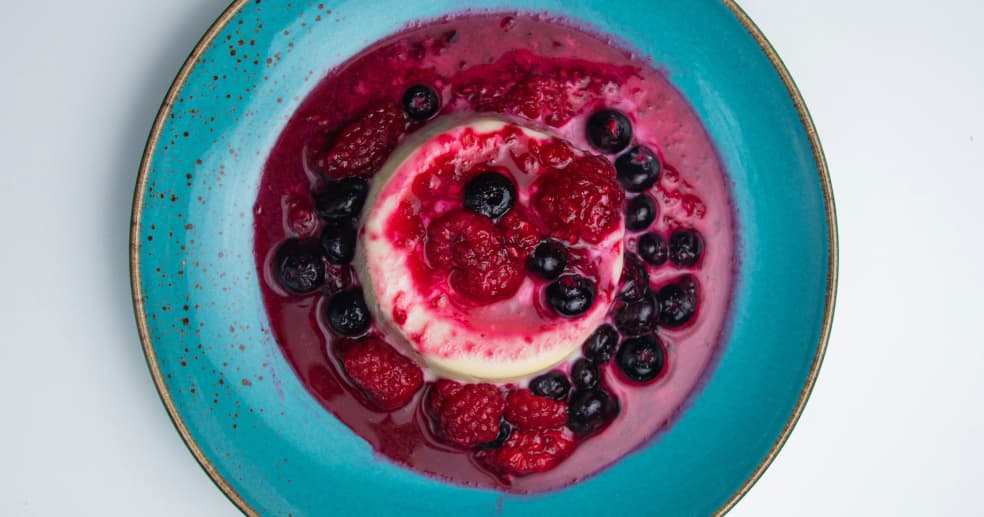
top-left (252, 13), bottom-right (736, 493)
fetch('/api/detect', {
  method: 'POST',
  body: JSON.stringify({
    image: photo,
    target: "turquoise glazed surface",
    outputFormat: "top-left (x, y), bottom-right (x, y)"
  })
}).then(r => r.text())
top-left (131, 1), bottom-right (835, 515)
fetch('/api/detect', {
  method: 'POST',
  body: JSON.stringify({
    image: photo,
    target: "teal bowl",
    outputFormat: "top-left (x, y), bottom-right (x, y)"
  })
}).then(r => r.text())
top-left (130, 0), bottom-right (837, 515)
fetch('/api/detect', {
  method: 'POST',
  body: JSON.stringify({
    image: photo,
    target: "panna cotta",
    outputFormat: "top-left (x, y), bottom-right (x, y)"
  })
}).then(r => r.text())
top-left (357, 117), bottom-right (625, 381)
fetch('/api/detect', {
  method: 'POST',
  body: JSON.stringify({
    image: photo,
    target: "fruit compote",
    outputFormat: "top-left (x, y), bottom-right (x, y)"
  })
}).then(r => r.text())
top-left (252, 12), bottom-right (736, 493)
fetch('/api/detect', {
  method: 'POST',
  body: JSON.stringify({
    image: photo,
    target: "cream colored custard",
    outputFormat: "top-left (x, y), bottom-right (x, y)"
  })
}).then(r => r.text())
top-left (356, 116), bottom-right (625, 381)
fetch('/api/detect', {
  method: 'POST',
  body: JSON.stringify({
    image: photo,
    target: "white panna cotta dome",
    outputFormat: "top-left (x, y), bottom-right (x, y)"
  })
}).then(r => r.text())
top-left (355, 116), bottom-right (624, 381)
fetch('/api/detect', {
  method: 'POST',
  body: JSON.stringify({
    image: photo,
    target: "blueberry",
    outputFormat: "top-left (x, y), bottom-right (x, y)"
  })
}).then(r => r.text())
top-left (526, 240), bottom-right (567, 280)
top-left (586, 109), bottom-right (633, 154)
top-left (479, 420), bottom-right (512, 450)
top-left (625, 195), bottom-right (656, 232)
top-left (273, 239), bottom-right (324, 294)
top-left (613, 291), bottom-right (659, 336)
top-left (546, 275), bottom-right (596, 317)
top-left (326, 288), bottom-right (371, 336)
top-left (582, 324), bottom-right (619, 365)
top-left (314, 177), bottom-right (369, 222)
top-left (616, 335), bottom-right (666, 383)
top-left (463, 172), bottom-right (516, 220)
top-left (657, 276), bottom-right (699, 328)
top-left (638, 232), bottom-right (668, 266)
top-left (529, 371), bottom-right (571, 401)
top-left (402, 84), bottom-right (441, 122)
top-left (567, 388), bottom-right (619, 437)
top-left (669, 229), bottom-right (704, 267)
top-left (571, 358), bottom-right (599, 389)
top-left (320, 223), bottom-right (356, 264)
top-left (615, 145), bottom-right (661, 192)
top-left (619, 253), bottom-right (650, 301)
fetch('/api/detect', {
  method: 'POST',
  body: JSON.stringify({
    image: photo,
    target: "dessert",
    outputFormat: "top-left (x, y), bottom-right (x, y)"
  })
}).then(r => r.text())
top-left (357, 117), bottom-right (625, 381)
top-left (253, 12), bottom-right (736, 492)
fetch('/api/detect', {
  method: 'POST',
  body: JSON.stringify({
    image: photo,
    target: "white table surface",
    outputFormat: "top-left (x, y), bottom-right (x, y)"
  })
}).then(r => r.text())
top-left (1, 1), bottom-right (981, 515)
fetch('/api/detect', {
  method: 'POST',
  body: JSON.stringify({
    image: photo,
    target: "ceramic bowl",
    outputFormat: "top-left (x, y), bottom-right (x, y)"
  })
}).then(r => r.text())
top-left (130, 0), bottom-right (837, 514)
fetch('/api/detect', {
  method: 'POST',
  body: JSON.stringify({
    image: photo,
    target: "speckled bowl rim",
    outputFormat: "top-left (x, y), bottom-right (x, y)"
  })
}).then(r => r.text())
top-left (129, 1), bottom-right (838, 514)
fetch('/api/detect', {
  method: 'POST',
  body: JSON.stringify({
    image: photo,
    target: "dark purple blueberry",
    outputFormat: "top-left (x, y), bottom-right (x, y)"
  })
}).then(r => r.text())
top-left (669, 229), bottom-right (704, 267)
top-left (479, 420), bottom-right (512, 450)
top-left (581, 324), bottom-right (619, 365)
top-left (615, 145), bottom-right (661, 192)
top-left (320, 223), bottom-right (356, 265)
top-left (526, 240), bottom-right (567, 280)
top-left (529, 371), bottom-right (571, 401)
top-left (567, 388), bottom-right (619, 437)
top-left (463, 172), bottom-right (515, 220)
top-left (571, 358), bottom-right (599, 389)
top-left (657, 276), bottom-right (699, 328)
top-left (402, 84), bottom-right (441, 122)
top-left (613, 291), bottom-right (659, 336)
top-left (273, 239), bottom-right (324, 294)
top-left (314, 177), bottom-right (369, 222)
top-left (326, 288), bottom-right (371, 336)
top-left (638, 232), bottom-right (668, 266)
top-left (586, 109), bottom-right (633, 154)
top-left (546, 275), bottom-right (596, 317)
top-left (619, 253), bottom-right (650, 301)
top-left (616, 335), bottom-right (666, 383)
top-left (625, 195), bottom-right (657, 232)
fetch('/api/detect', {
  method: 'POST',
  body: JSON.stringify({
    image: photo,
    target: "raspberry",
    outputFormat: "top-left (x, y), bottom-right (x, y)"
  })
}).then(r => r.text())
top-left (478, 427), bottom-right (576, 475)
top-left (509, 74), bottom-right (587, 127)
top-left (319, 103), bottom-right (406, 178)
top-left (425, 379), bottom-right (463, 418)
top-left (425, 211), bottom-right (502, 270)
top-left (532, 156), bottom-right (624, 244)
top-left (532, 139), bottom-right (575, 168)
top-left (436, 383), bottom-right (506, 448)
top-left (452, 51), bottom-right (628, 128)
top-left (341, 338), bottom-right (423, 411)
top-left (499, 209), bottom-right (542, 258)
top-left (449, 255), bottom-right (523, 302)
top-left (504, 389), bottom-right (568, 430)
top-left (424, 211), bottom-right (523, 302)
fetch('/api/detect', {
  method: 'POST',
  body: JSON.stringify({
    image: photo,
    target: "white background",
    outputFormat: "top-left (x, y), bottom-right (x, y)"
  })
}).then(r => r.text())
top-left (0, 0), bottom-right (981, 515)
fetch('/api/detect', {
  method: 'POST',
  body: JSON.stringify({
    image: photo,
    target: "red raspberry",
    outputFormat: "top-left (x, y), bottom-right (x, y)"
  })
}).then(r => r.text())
top-left (454, 51), bottom-right (628, 128)
top-left (508, 74), bottom-right (585, 127)
top-left (532, 139), bottom-right (575, 168)
top-left (320, 103), bottom-right (406, 178)
top-left (532, 156), bottom-right (625, 244)
top-left (449, 255), bottom-right (523, 303)
top-left (453, 50), bottom-right (637, 129)
top-left (425, 379), bottom-right (463, 418)
top-left (479, 427), bottom-right (576, 475)
top-left (341, 338), bottom-right (423, 411)
top-left (436, 383), bottom-right (506, 448)
top-left (453, 57), bottom-right (526, 113)
top-left (504, 389), bottom-right (568, 430)
top-left (499, 209), bottom-right (542, 258)
top-left (424, 211), bottom-right (523, 303)
top-left (425, 211), bottom-right (502, 270)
